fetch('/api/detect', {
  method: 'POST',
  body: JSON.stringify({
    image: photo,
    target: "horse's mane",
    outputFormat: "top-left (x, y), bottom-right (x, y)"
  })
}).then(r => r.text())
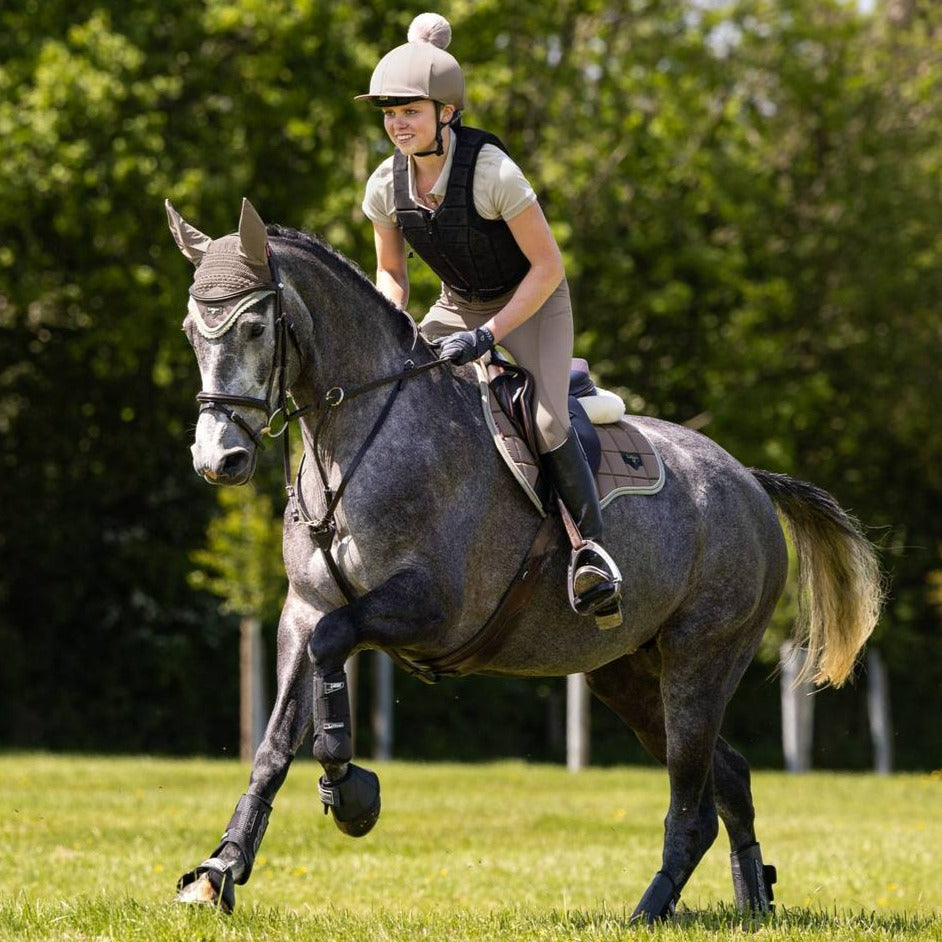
top-left (266, 224), bottom-right (420, 346)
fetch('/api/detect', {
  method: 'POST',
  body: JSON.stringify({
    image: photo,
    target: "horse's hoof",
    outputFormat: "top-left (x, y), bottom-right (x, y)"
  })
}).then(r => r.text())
top-left (629, 870), bottom-right (678, 924)
top-left (176, 860), bottom-right (236, 914)
top-left (318, 763), bottom-right (381, 837)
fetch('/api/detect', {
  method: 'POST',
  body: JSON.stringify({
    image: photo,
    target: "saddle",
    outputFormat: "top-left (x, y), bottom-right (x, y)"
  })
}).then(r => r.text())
top-left (476, 354), bottom-right (665, 515)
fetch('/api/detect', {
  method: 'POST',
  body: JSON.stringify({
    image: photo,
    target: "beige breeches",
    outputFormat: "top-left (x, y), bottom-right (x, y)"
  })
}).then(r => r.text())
top-left (419, 279), bottom-right (574, 453)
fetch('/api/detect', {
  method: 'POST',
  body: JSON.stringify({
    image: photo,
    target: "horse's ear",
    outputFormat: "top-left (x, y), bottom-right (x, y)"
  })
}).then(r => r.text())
top-left (238, 198), bottom-right (269, 268)
top-left (165, 199), bottom-right (212, 265)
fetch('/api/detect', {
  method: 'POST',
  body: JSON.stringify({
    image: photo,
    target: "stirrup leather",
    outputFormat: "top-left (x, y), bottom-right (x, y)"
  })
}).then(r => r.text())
top-left (567, 540), bottom-right (622, 617)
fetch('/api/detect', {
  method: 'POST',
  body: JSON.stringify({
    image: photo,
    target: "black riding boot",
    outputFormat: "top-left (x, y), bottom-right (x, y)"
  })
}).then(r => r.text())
top-left (543, 430), bottom-right (623, 628)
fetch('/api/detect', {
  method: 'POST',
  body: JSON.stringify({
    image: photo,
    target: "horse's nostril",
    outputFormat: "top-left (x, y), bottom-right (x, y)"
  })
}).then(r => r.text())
top-left (220, 450), bottom-right (251, 480)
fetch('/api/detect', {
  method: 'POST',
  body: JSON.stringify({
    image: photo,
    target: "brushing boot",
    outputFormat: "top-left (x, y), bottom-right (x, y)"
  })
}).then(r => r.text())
top-left (731, 842), bottom-right (776, 913)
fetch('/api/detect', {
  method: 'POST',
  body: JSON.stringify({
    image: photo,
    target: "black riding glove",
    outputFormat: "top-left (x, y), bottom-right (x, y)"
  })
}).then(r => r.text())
top-left (438, 326), bottom-right (495, 365)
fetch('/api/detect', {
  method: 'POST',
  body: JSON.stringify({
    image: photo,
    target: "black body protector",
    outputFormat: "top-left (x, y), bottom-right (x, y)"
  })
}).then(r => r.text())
top-left (393, 126), bottom-right (531, 302)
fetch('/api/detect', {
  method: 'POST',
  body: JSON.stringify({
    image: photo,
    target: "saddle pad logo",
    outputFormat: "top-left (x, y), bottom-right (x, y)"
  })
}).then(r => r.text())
top-left (621, 451), bottom-right (643, 470)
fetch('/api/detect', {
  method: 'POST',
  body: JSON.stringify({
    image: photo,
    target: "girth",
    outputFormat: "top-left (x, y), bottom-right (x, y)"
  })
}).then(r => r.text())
top-left (403, 513), bottom-right (559, 681)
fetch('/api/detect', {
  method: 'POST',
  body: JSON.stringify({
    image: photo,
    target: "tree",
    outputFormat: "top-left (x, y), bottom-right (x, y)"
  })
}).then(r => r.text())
top-left (1, 0), bottom-right (939, 766)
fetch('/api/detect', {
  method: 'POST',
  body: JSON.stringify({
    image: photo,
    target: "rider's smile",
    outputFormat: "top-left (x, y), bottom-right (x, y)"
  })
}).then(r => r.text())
top-left (382, 100), bottom-right (451, 156)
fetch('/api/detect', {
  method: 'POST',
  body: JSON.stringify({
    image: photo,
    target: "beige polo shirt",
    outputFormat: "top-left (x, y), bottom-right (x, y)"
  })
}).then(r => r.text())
top-left (362, 128), bottom-right (538, 228)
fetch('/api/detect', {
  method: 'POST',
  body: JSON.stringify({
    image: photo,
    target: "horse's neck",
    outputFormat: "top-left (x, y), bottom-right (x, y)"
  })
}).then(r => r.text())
top-left (282, 248), bottom-right (436, 467)
top-left (285, 255), bottom-right (422, 398)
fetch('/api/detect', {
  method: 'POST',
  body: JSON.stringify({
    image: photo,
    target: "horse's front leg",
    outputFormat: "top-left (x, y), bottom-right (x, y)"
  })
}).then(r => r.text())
top-left (176, 594), bottom-right (317, 912)
top-left (308, 567), bottom-right (445, 837)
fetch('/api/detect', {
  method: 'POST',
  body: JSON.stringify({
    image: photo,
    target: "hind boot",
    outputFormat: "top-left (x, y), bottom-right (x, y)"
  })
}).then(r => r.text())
top-left (731, 842), bottom-right (776, 912)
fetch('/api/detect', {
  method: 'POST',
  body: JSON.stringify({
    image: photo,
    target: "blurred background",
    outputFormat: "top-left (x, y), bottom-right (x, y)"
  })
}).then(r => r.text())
top-left (1, 0), bottom-right (939, 770)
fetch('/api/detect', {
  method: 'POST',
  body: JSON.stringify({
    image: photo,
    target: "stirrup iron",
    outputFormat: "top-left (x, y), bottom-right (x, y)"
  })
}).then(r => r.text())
top-left (567, 539), bottom-right (623, 629)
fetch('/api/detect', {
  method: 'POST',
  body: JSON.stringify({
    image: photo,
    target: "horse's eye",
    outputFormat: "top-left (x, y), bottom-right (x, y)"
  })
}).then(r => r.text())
top-left (249, 323), bottom-right (266, 339)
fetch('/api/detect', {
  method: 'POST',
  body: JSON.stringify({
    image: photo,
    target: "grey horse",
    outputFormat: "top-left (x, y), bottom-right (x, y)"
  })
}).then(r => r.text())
top-left (165, 198), bottom-right (883, 922)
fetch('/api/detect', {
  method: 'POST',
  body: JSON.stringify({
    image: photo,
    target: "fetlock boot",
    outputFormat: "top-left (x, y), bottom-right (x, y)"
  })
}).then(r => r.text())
top-left (542, 430), bottom-right (623, 628)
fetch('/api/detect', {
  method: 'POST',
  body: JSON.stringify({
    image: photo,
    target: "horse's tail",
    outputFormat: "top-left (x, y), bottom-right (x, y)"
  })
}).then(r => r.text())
top-left (751, 469), bottom-right (884, 688)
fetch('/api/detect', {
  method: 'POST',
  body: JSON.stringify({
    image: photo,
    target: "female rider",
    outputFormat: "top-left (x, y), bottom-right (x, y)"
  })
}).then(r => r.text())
top-left (357, 13), bottom-right (621, 624)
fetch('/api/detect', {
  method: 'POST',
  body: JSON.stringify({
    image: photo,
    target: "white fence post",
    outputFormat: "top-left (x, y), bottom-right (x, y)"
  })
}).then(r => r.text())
top-left (372, 651), bottom-right (395, 760)
top-left (239, 616), bottom-right (268, 762)
top-left (867, 648), bottom-right (893, 775)
top-left (567, 673), bottom-right (590, 771)
top-left (780, 641), bottom-right (814, 773)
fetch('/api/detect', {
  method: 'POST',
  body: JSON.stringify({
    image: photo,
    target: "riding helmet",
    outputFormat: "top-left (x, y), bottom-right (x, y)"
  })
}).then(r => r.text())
top-left (355, 13), bottom-right (465, 109)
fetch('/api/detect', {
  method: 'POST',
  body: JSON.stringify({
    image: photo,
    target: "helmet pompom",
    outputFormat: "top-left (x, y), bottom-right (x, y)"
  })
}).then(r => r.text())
top-left (407, 13), bottom-right (452, 49)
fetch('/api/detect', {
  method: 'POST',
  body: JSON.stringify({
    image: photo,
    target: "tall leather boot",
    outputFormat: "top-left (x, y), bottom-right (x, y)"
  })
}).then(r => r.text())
top-left (542, 430), bottom-right (623, 628)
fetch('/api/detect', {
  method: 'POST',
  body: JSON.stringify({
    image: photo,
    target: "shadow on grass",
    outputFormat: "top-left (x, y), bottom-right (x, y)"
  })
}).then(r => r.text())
top-left (557, 902), bottom-right (941, 935)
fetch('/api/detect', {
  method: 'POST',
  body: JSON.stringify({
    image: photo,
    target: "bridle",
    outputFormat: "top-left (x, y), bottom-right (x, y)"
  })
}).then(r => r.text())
top-left (192, 260), bottom-right (297, 448)
top-left (192, 249), bottom-right (448, 604)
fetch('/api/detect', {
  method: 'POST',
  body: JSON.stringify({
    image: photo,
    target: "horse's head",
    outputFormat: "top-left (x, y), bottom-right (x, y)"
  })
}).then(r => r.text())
top-left (166, 198), bottom-right (288, 485)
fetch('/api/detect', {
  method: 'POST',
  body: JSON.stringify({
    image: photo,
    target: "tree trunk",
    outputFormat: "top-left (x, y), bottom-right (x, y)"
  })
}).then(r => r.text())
top-left (345, 653), bottom-right (358, 753)
top-left (371, 651), bottom-right (394, 760)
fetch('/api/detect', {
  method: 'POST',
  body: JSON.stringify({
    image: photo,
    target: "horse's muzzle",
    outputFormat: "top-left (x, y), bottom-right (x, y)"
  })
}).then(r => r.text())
top-left (192, 443), bottom-right (255, 485)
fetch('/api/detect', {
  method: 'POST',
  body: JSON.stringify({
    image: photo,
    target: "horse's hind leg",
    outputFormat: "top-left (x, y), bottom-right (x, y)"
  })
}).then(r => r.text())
top-left (587, 652), bottom-right (717, 920)
top-left (714, 737), bottom-right (776, 911)
top-left (176, 600), bottom-right (315, 912)
top-left (588, 649), bottom-right (731, 923)
top-left (588, 651), bottom-right (776, 919)
top-left (638, 670), bottom-right (728, 921)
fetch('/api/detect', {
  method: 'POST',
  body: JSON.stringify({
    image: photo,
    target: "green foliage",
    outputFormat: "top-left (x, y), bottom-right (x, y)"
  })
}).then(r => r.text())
top-left (0, 0), bottom-right (940, 762)
top-left (189, 486), bottom-right (285, 624)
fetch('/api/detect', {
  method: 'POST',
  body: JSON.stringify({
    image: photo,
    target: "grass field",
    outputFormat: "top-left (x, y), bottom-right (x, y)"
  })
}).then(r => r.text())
top-left (1, 754), bottom-right (940, 940)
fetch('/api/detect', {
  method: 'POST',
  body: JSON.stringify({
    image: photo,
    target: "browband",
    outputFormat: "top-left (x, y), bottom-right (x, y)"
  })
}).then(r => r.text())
top-left (188, 289), bottom-right (276, 340)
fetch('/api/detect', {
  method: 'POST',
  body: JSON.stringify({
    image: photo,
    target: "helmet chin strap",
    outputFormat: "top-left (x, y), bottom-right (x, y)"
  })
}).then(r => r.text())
top-left (414, 104), bottom-right (461, 157)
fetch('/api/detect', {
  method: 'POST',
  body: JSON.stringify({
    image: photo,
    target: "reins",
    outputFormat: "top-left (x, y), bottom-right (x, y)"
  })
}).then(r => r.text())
top-left (285, 356), bottom-right (447, 604)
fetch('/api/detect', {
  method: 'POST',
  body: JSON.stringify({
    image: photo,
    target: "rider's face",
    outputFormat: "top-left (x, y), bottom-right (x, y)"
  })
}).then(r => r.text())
top-left (382, 100), bottom-right (453, 156)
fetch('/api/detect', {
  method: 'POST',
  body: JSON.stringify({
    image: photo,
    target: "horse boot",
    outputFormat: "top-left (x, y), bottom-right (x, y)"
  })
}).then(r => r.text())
top-left (176, 792), bottom-right (271, 912)
top-left (312, 668), bottom-right (381, 838)
top-left (542, 429), bottom-right (623, 629)
top-left (730, 842), bottom-right (776, 913)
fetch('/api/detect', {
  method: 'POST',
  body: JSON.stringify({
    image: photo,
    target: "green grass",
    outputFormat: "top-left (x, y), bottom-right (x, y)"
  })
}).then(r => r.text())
top-left (1, 754), bottom-right (940, 940)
